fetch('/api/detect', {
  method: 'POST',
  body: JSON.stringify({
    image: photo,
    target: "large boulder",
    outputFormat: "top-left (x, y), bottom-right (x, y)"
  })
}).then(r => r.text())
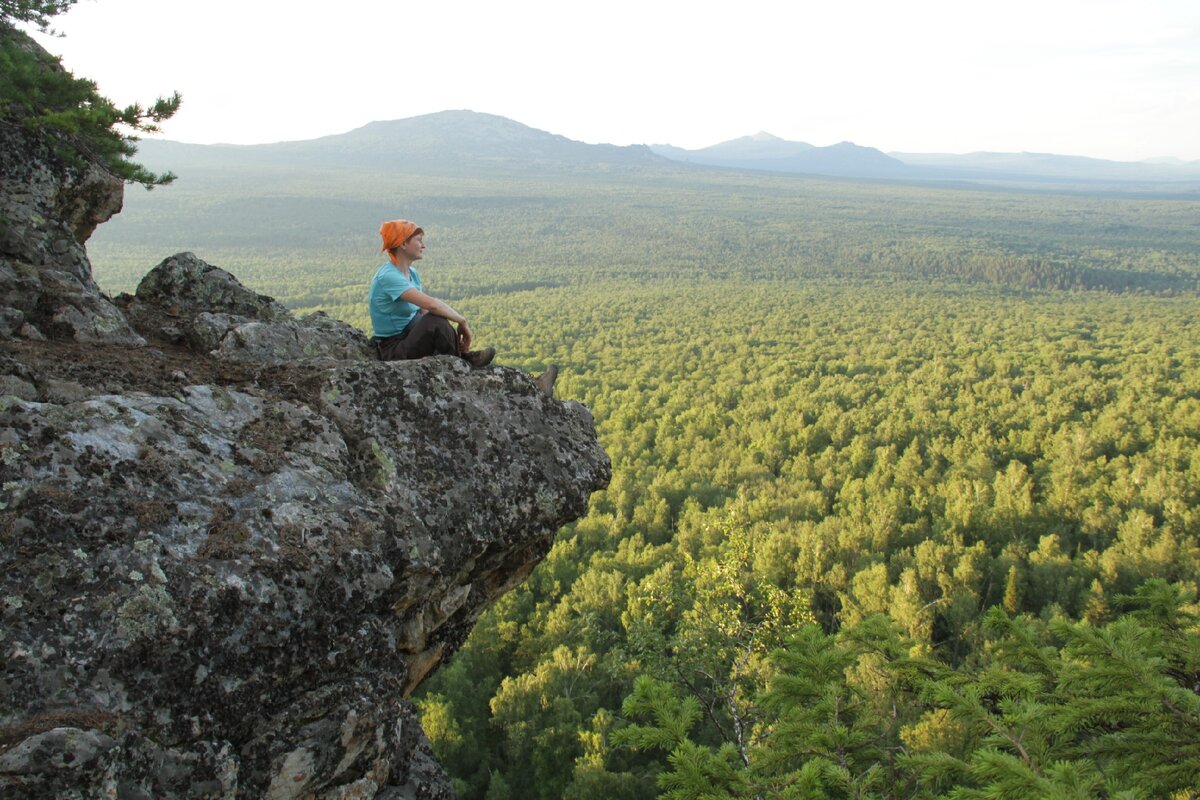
top-left (119, 252), bottom-right (375, 363)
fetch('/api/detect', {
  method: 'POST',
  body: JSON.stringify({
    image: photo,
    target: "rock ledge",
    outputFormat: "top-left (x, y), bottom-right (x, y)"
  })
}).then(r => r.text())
top-left (0, 58), bottom-right (610, 796)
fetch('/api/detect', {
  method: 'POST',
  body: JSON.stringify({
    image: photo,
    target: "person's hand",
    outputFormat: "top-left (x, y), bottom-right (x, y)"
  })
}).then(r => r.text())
top-left (457, 320), bottom-right (473, 352)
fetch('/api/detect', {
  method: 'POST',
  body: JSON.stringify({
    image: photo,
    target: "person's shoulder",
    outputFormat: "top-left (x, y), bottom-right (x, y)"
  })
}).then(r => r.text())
top-left (373, 263), bottom-right (411, 286)
top-left (390, 267), bottom-right (419, 289)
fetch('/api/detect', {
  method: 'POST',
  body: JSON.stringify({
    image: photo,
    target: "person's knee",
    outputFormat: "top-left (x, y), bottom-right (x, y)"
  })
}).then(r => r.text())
top-left (429, 317), bottom-right (457, 353)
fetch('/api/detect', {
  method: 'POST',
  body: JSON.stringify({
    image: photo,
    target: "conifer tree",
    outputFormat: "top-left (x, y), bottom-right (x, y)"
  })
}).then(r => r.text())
top-left (1, 1), bottom-right (179, 187)
top-left (1003, 564), bottom-right (1022, 614)
top-left (906, 585), bottom-right (1200, 799)
top-left (0, 1), bottom-right (77, 32)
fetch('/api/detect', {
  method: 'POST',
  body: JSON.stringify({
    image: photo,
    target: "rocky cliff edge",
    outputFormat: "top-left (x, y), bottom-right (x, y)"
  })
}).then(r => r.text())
top-left (0, 84), bottom-right (611, 798)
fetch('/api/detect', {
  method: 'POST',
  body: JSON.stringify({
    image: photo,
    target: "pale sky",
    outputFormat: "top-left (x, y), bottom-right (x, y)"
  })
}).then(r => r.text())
top-left (27, 0), bottom-right (1200, 161)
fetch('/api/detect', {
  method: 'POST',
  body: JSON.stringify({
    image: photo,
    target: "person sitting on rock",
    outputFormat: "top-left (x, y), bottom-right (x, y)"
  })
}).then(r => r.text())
top-left (368, 219), bottom-right (558, 395)
top-left (369, 219), bottom-right (496, 367)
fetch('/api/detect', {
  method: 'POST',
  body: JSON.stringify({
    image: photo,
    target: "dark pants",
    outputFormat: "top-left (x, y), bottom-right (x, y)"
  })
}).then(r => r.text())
top-left (377, 313), bottom-right (458, 361)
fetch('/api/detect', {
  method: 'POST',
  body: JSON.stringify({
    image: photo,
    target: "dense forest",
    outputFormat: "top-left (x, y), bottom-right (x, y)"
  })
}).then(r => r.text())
top-left (410, 282), bottom-right (1200, 800)
top-left (87, 162), bottom-right (1200, 799)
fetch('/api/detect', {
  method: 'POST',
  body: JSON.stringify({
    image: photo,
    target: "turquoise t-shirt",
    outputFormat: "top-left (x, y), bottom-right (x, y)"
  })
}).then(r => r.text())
top-left (368, 263), bottom-right (424, 338)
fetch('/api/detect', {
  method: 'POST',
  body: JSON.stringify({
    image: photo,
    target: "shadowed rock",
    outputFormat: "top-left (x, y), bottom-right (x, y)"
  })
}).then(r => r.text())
top-left (1, 342), bottom-right (609, 797)
top-left (0, 30), bottom-right (141, 346)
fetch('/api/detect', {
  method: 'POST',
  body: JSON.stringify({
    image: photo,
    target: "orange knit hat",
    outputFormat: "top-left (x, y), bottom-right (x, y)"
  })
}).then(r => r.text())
top-left (380, 219), bottom-right (424, 265)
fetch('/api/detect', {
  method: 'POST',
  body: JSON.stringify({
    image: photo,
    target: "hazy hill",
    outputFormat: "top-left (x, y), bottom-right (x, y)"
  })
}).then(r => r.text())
top-left (891, 150), bottom-right (1200, 184)
top-left (136, 110), bottom-right (667, 175)
top-left (650, 130), bottom-right (1200, 189)
top-left (88, 107), bottom-right (1200, 303)
top-left (651, 131), bottom-right (814, 162)
top-left (650, 134), bottom-right (910, 178)
top-left (133, 110), bottom-right (1200, 192)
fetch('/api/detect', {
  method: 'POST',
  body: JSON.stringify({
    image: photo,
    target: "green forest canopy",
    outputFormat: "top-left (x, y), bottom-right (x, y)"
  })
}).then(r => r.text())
top-left (412, 280), bottom-right (1199, 800)
top-left (84, 144), bottom-right (1200, 799)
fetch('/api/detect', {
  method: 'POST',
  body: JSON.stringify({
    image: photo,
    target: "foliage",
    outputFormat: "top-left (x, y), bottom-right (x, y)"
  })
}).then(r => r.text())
top-left (901, 582), bottom-right (1200, 798)
top-left (0, 0), bottom-right (77, 32)
top-left (0, 5), bottom-right (179, 187)
top-left (80, 143), bottom-right (1200, 799)
top-left (423, 275), bottom-right (1197, 798)
top-left (605, 595), bottom-right (1200, 800)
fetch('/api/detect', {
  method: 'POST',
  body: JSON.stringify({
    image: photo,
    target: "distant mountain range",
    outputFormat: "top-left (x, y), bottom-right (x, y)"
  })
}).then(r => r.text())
top-left (888, 150), bottom-right (1200, 183)
top-left (136, 110), bottom-right (1200, 191)
top-left (136, 111), bottom-right (664, 174)
top-left (653, 131), bottom-right (1200, 185)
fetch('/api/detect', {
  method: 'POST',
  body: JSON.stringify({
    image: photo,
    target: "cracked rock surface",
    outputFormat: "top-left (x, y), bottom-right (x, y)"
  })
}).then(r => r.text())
top-left (0, 30), bottom-right (139, 346)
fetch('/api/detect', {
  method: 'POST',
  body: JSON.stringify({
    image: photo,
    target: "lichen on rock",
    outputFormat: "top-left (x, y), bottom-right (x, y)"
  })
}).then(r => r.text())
top-left (0, 39), bottom-right (140, 347)
top-left (1, 276), bottom-right (610, 796)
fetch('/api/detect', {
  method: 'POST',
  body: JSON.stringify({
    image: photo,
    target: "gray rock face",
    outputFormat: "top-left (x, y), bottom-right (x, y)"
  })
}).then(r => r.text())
top-left (0, 347), bottom-right (608, 797)
top-left (0, 31), bottom-right (142, 346)
top-left (0, 35), bottom-right (611, 796)
top-left (120, 252), bottom-right (375, 364)
top-left (134, 251), bottom-right (291, 322)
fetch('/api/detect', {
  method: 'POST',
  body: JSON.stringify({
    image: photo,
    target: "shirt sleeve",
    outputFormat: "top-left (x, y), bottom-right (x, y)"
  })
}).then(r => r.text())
top-left (378, 269), bottom-right (418, 302)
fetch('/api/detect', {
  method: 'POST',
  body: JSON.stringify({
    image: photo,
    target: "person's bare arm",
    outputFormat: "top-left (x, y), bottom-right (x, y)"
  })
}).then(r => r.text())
top-left (400, 288), bottom-right (465, 324)
top-left (400, 288), bottom-right (472, 350)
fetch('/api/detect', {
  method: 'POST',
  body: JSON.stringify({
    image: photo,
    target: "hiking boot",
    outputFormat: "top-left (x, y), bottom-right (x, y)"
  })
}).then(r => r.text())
top-left (462, 346), bottom-right (496, 368)
top-left (533, 364), bottom-right (559, 398)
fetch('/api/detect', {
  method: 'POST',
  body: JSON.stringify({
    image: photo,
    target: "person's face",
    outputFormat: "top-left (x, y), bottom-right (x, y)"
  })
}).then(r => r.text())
top-left (400, 233), bottom-right (425, 261)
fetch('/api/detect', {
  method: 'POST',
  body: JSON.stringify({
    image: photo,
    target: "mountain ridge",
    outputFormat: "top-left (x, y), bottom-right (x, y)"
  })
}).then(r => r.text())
top-left (137, 110), bottom-right (668, 173)
top-left (649, 137), bottom-right (908, 178)
top-left (136, 110), bottom-right (1200, 188)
